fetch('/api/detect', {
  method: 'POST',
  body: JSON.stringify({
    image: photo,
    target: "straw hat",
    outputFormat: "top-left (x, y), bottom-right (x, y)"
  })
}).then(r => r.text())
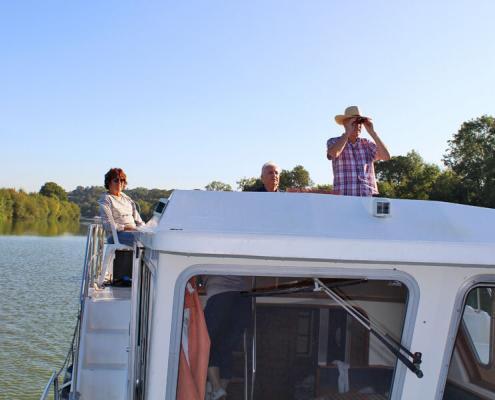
top-left (334, 105), bottom-right (367, 125)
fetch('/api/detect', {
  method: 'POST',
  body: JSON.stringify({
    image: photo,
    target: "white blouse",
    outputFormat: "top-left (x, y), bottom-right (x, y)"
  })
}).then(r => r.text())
top-left (98, 192), bottom-right (144, 233)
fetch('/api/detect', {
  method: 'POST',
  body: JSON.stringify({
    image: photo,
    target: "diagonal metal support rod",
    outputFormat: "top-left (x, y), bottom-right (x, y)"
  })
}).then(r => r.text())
top-left (313, 278), bottom-right (423, 378)
top-left (241, 278), bottom-right (366, 297)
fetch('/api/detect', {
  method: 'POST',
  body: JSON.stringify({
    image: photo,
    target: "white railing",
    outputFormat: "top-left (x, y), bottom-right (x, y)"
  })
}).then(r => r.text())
top-left (71, 222), bottom-right (105, 397)
top-left (39, 371), bottom-right (58, 400)
top-left (40, 222), bottom-right (105, 400)
top-left (81, 222), bottom-right (105, 299)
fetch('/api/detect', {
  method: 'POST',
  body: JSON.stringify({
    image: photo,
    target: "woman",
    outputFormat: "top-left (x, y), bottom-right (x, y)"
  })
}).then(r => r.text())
top-left (98, 168), bottom-right (144, 246)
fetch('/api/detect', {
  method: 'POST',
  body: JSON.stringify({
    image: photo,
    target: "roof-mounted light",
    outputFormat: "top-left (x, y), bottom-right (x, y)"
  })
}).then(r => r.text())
top-left (373, 198), bottom-right (391, 217)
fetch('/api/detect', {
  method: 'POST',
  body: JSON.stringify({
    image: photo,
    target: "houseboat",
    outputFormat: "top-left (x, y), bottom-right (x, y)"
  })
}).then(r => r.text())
top-left (41, 190), bottom-right (495, 400)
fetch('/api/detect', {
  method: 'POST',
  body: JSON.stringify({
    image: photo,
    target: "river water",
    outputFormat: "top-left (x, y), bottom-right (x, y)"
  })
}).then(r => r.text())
top-left (0, 233), bottom-right (85, 399)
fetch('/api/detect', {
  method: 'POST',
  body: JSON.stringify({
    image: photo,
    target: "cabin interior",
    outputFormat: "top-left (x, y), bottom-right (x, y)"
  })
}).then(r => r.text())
top-left (187, 275), bottom-right (410, 400)
top-left (174, 277), bottom-right (495, 400)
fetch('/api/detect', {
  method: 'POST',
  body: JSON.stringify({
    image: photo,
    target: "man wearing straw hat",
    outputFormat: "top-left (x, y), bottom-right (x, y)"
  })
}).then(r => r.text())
top-left (327, 106), bottom-right (390, 196)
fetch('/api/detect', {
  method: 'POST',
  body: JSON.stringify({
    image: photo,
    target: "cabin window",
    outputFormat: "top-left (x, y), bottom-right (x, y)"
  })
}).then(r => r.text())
top-left (464, 288), bottom-right (493, 365)
top-left (442, 285), bottom-right (495, 400)
top-left (178, 274), bottom-right (410, 400)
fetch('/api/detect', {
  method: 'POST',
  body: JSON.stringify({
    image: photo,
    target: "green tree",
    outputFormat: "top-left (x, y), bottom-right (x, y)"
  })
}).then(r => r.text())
top-left (376, 151), bottom-right (441, 200)
top-left (0, 188), bottom-right (79, 223)
top-left (292, 165), bottom-right (314, 188)
top-left (429, 169), bottom-right (467, 204)
top-left (279, 165), bottom-right (313, 191)
top-left (313, 184), bottom-right (333, 192)
top-left (279, 165), bottom-right (314, 191)
top-left (205, 181), bottom-right (233, 191)
top-left (68, 186), bottom-right (106, 217)
top-left (0, 189), bottom-right (15, 222)
top-left (39, 182), bottom-right (68, 201)
top-left (443, 115), bottom-right (495, 207)
top-left (136, 199), bottom-right (152, 219)
top-left (237, 177), bottom-right (262, 192)
top-left (126, 187), bottom-right (172, 220)
top-left (45, 196), bottom-right (62, 219)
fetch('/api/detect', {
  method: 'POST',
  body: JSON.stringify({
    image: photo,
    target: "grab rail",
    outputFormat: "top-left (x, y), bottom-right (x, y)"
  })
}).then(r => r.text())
top-left (39, 371), bottom-right (58, 400)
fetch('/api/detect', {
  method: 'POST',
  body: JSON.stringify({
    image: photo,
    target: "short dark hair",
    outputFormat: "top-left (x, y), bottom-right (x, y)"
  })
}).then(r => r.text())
top-left (104, 168), bottom-right (127, 190)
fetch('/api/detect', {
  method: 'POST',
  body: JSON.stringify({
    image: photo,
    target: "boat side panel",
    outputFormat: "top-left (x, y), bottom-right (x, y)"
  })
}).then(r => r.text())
top-left (143, 253), bottom-right (495, 400)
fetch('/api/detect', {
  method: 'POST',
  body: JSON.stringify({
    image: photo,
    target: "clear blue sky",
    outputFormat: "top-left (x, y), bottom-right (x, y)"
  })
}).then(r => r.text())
top-left (1, 1), bottom-right (494, 192)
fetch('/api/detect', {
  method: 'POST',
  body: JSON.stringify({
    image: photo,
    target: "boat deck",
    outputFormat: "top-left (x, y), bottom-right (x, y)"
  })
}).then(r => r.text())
top-left (76, 286), bottom-right (132, 400)
top-left (88, 285), bottom-right (132, 300)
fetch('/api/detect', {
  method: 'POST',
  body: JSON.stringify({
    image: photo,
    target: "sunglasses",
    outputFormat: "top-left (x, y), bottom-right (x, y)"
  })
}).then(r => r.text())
top-left (112, 178), bottom-right (126, 184)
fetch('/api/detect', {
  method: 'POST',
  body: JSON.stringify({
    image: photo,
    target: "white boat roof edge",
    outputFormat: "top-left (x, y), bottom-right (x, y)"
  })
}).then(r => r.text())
top-left (138, 190), bottom-right (495, 267)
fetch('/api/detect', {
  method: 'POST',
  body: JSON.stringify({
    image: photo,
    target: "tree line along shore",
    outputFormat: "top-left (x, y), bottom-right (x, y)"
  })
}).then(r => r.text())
top-left (0, 184), bottom-right (80, 224)
top-left (1, 115), bottom-right (494, 225)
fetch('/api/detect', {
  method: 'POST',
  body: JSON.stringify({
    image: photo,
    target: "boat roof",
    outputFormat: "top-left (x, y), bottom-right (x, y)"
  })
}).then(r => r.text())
top-left (139, 190), bottom-right (495, 267)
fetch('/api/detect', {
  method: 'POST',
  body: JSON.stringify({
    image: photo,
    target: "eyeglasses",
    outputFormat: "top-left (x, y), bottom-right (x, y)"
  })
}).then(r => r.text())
top-left (112, 178), bottom-right (126, 184)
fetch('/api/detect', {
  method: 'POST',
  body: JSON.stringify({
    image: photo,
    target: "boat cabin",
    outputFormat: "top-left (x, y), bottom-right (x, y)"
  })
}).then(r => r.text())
top-left (50, 190), bottom-right (495, 400)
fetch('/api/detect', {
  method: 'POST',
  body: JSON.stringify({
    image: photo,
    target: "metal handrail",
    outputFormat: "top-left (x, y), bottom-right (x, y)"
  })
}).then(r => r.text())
top-left (40, 222), bottom-right (105, 400)
top-left (39, 371), bottom-right (57, 400)
top-left (71, 223), bottom-right (105, 396)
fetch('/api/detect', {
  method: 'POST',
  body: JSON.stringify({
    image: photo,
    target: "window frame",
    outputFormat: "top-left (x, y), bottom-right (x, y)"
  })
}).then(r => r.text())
top-left (462, 287), bottom-right (493, 367)
top-left (129, 252), bottom-right (155, 400)
top-left (435, 275), bottom-right (495, 400)
top-left (164, 262), bottom-right (420, 400)
top-left (294, 309), bottom-right (315, 357)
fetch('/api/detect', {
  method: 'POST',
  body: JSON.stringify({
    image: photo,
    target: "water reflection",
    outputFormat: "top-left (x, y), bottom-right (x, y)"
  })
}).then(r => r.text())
top-left (0, 219), bottom-right (87, 236)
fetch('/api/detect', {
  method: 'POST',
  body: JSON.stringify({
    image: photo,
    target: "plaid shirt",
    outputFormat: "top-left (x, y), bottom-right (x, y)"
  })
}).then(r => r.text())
top-left (327, 136), bottom-right (378, 196)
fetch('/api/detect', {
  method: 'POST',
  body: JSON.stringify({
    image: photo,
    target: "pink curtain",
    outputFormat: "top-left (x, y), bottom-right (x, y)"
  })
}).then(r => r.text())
top-left (177, 278), bottom-right (210, 400)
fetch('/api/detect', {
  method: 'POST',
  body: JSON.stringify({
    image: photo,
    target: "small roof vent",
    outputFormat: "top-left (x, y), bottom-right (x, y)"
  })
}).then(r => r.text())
top-left (373, 198), bottom-right (391, 217)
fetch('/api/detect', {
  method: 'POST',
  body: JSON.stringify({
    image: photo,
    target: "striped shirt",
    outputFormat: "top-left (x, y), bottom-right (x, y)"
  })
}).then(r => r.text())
top-left (327, 136), bottom-right (378, 196)
top-left (98, 192), bottom-right (144, 234)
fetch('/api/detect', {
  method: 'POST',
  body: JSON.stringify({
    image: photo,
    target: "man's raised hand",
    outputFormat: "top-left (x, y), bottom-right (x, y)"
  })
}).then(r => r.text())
top-left (363, 118), bottom-right (376, 136)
